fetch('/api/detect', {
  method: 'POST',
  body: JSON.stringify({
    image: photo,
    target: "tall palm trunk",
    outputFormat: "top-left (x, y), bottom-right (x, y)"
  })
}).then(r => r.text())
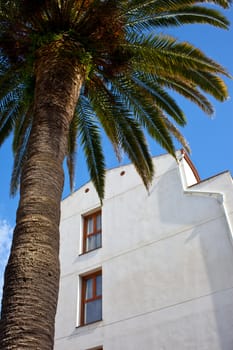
top-left (0, 40), bottom-right (85, 349)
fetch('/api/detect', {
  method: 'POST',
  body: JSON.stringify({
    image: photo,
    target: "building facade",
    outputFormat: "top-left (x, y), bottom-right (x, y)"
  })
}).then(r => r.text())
top-left (55, 150), bottom-right (233, 350)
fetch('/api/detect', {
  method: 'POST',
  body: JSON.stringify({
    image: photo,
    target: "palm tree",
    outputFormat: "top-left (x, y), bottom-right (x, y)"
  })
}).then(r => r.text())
top-left (0, 0), bottom-right (231, 348)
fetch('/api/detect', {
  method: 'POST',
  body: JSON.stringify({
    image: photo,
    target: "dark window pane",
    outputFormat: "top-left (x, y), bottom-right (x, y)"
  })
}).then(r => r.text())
top-left (87, 233), bottom-right (101, 252)
top-left (85, 278), bottom-right (93, 299)
top-left (85, 299), bottom-right (102, 324)
top-left (87, 217), bottom-right (93, 234)
top-left (87, 236), bottom-right (97, 251)
top-left (96, 213), bottom-right (101, 231)
top-left (96, 233), bottom-right (102, 248)
top-left (96, 275), bottom-right (102, 296)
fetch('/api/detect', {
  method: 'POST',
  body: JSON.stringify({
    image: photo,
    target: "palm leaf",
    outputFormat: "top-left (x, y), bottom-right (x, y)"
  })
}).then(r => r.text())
top-left (86, 75), bottom-right (122, 161)
top-left (10, 121), bottom-right (31, 196)
top-left (76, 96), bottom-right (106, 201)
top-left (132, 72), bottom-right (186, 125)
top-left (127, 33), bottom-right (229, 76)
top-left (0, 0), bottom-right (231, 197)
top-left (110, 101), bottom-right (154, 189)
top-left (111, 75), bottom-right (178, 156)
top-left (156, 75), bottom-right (214, 114)
top-left (66, 111), bottom-right (79, 192)
top-left (127, 6), bottom-right (230, 30)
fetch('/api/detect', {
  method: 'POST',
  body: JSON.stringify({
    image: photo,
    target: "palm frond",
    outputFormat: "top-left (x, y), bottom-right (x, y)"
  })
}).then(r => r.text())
top-left (10, 120), bottom-right (31, 196)
top-left (0, 0), bottom-right (231, 198)
top-left (162, 116), bottom-right (190, 154)
top-left (76, 96), bottom-right (106, 201)
top-left (127, 33), bottom-right (229, 76)
top-left (110, 101), bottom-right (154, 189)
top-left (156, 75), bottom-right (214, 115)
top-left (0, 100), bottom-right (18, 145)
top-left (85, 77), bottom-right (155, 189)
top-left (86, 75), bottom-right (122, 161)
top-left (0, 87), bottom-right (23, 146)
top-left (127, 6), bottom-right (230, 30)
top-left (123, 0), bottom-right (231, 17)
top-left (132, 72), bottom-right (186, 125)
top-left (66, 111), bottom-right (79, 192)
top-left (111, 75), bottom-right (177, 157)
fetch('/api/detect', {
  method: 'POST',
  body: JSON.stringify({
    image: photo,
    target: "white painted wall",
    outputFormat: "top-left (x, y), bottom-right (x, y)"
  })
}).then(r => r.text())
top-left (55, 151), bottom-right (233, 350)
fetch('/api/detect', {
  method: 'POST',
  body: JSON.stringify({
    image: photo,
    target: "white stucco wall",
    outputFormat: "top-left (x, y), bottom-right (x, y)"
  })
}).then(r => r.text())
top-left (55, 151), bottom-right (233, 350)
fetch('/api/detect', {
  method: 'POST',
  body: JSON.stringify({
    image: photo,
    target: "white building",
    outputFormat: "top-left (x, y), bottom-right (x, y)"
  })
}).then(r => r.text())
top-left (55, 150), bottom-right (233, 350)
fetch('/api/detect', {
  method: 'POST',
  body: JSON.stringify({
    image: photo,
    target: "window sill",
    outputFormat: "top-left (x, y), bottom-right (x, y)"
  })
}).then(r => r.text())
top-left (79, 246), bottom-right (102, 256)
top-left (77, 319), bottom-right (103, 329)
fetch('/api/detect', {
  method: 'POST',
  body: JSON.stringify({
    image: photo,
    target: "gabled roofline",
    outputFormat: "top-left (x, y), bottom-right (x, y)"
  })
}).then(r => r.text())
top-left (188, 170), bottom-right (231, 188)
top-left (181, 149), bottom-right (201, 183)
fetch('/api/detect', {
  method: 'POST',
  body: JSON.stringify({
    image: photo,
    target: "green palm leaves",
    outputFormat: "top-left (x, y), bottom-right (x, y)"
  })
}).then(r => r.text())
top-left (124, 0), bottom-right (231, 30)
top-left (0, 0), bottom-right (231, 200)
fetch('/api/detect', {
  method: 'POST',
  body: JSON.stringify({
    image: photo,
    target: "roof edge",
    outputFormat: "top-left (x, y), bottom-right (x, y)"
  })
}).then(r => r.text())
top-left (181, 149), bottom-right (201, 183)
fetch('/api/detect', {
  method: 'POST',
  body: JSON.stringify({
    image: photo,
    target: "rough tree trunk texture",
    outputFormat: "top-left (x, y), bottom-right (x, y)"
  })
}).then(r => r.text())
top-left (0, 40), bottom-right (85, 349)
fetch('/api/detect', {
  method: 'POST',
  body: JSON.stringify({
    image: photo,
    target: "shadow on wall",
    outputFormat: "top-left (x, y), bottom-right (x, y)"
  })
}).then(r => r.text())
top-left (156, 167), bottom-right (233, 349)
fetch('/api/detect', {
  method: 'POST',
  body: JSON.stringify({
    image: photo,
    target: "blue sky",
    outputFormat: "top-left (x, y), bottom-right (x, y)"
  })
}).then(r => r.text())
top-left (0, 6), bottom-right (233, 300)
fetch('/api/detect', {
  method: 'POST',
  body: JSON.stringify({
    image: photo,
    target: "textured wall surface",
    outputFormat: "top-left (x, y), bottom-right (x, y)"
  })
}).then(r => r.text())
top-left (55, 151), bottom-right (233, 350)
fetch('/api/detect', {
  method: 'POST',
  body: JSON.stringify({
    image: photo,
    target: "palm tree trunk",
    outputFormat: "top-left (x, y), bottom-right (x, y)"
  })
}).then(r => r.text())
top-left (0, 40), bottom-right (85, 349)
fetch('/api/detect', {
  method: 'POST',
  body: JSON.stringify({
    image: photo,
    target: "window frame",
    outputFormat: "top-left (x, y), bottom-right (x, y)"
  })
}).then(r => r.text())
top-left (83, 210), bottom-right (102, 254)
top-left (80, 270), bottom-right (102, 326)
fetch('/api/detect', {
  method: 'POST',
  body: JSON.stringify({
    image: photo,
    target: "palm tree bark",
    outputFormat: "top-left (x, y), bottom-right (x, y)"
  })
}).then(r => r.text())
top-left (0, 40), bottom-right (85, 349)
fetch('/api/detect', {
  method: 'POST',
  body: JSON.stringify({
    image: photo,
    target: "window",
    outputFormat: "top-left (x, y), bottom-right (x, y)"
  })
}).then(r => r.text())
top-left (81, 271), bottom-right (102, 325)
top-left (83, 210), bottom-right (102, 253)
